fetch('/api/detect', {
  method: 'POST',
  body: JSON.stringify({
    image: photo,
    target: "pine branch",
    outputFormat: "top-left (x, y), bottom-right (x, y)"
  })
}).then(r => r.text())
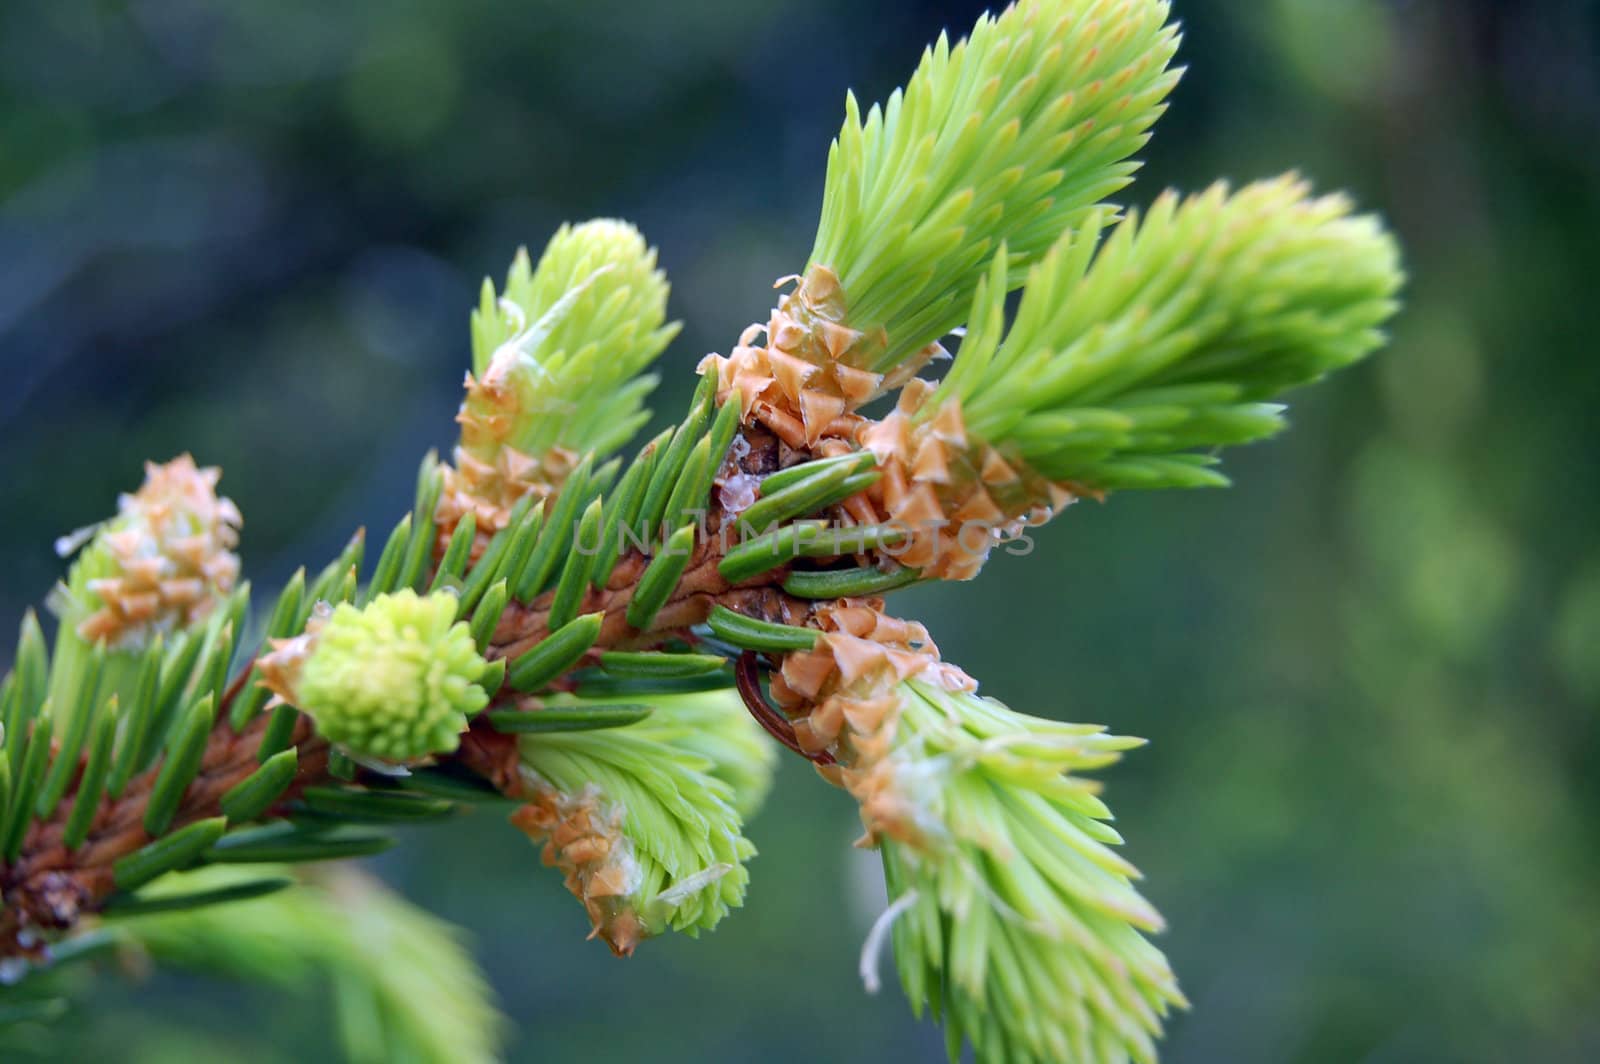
top-left (879, 681), bottom-right (1182, 1064)
top-left (810, 0), bottom-right (1182, 372)
top-left (705, 0), bottom-right (1181, 446)
top-left (731, 177), bottom-right (1402, 582)
top-left (935, 175), bottom-right (1404, 489)
top-left (0, 427), bottom-right (826, 961)
top-left (0, 3), bottom-right (1406, 1060)
top-left (0, 700), bottom-right (330, 954)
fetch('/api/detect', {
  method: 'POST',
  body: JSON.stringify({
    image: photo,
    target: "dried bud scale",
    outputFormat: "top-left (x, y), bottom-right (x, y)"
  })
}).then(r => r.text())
top-left (768, 599), bottom-right (972, 842)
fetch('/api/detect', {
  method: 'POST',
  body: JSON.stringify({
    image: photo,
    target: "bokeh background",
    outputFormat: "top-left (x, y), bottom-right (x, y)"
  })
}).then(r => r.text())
top-left (3, 0), bottom-right (1598, 1060)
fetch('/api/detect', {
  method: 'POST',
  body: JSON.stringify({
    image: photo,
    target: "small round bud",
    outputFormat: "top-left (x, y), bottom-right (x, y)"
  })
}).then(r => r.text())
top-left (295, 589), bottom-right (489, 763)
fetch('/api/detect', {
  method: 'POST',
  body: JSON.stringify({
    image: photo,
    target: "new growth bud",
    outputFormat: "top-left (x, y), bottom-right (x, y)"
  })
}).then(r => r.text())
top-left (809, 0), bottom-right (1182, 370)
top-left (53, 454), bottom-right (242, 649)
top-left (879, 680), bottom-right (1182, 1064)
top-left (511, 691), bottom-right (766, 955)
top-left (768, 600), bottom-right (1179, 1061)
top-left (261, 589), bottom-right (489, 763)
top-left (936, 176), bottom-right (1404, 492)
top-left (440, 220), bottom-right (679, 549)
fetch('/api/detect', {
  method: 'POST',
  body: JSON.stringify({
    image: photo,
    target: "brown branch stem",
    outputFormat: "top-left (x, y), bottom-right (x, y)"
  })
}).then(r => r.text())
top-left (0, 426), bottom-right (830, 960)
top-left (0, 706), bottom-right (329, 957)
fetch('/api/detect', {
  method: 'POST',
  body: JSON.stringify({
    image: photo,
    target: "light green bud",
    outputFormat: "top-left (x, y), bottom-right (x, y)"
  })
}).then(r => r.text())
top-left (296, 589), bottom-right (488, 762)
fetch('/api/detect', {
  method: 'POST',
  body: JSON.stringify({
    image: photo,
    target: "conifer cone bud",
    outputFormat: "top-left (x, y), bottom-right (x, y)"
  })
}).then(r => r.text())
top-left (770, 599), bottom-right (972, 845)
top-left (847, 381), bottom-right (1078, 580)
top-left (258, 589), bottom-right (489, 763)
top-left (701, 265), bottom-right (944, 449)
top-left (62, 454), bottom-right (242, 648)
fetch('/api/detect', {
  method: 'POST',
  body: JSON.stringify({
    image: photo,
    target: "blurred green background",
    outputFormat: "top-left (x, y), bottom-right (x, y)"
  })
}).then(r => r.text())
top-left (3, 0), bottom-right (1598, 1060)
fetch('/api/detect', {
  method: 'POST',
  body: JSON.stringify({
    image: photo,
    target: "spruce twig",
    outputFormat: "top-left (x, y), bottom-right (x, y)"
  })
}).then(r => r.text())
top-left (0, 3), bottom-right (1403, 1060)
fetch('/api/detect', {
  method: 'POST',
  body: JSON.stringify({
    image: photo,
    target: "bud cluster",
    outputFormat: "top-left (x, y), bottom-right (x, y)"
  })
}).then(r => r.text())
top-left (260, 589), bottom-right (489, 763)
top-left (56, 454), bottom-right (241, 649)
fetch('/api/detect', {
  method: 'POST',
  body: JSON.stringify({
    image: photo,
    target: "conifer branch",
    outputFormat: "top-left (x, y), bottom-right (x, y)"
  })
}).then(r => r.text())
top-left (811, 0), bottom-right (1183, 372)
top-left (935, 175), bottom-right (1403, 489)
top-left (0, 2), bottom-right (1405, 1059)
